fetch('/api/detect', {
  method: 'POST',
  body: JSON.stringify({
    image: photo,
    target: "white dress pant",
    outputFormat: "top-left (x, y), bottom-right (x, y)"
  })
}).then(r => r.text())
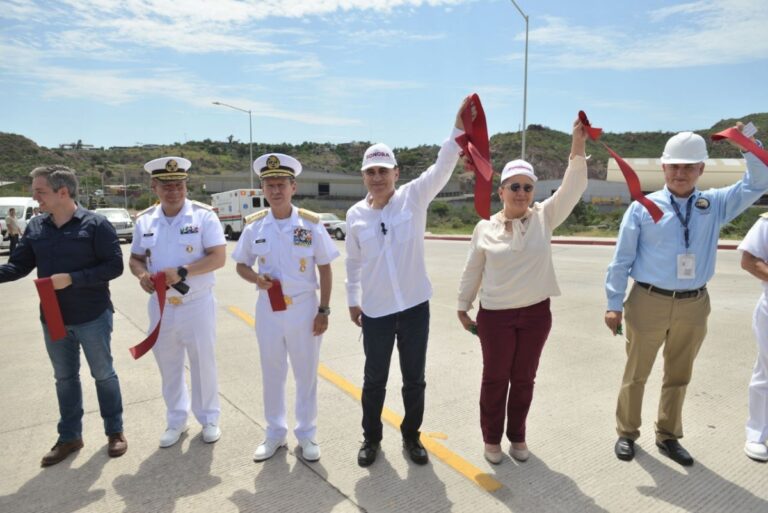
top-left (150, 292), bottom-right (221, 429)
top-left (255, 292), bottom-right (321, 441)
top-left (748, 294), bottom-right (768, 443)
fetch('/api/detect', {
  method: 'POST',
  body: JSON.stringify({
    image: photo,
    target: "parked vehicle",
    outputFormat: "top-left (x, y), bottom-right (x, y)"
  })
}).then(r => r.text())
top-left (95, 208), bottom-right (134, 242)
top-left (320, 213), bottom-right (346, 240)
top-left (211, 189), bottom-right (269, 240)
top-left (0, 197), bottom-right (39, 251)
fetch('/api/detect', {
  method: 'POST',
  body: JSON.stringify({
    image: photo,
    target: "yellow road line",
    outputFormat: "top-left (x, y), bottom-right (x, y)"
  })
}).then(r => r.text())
top-left (227, 305), bottom-right (502, 492)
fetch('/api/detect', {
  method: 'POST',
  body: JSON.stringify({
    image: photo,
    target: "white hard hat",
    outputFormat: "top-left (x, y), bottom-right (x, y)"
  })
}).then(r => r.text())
top-left (660, 132), bottom-right (708, 164)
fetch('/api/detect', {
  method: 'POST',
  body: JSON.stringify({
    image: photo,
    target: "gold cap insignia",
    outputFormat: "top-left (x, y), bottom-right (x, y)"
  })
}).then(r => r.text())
top-left (166, 159), bottom-right (179, 172)
top-left (266, 155), bottom-right (280, 170)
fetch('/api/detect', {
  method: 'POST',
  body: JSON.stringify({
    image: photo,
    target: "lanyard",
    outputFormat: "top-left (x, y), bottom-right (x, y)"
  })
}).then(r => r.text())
top-left (670, 194), bottom-right (694, 250)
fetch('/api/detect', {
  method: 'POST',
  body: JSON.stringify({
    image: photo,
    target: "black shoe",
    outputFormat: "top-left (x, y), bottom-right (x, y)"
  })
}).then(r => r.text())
top-left (656, 439), bottom-right (694, 466)
top-left (614, 437), bottom-right (635, 461)
top-left (403, 438), bottom-right (429, 465)
top-left (358, 439), bottom-right (380, 467)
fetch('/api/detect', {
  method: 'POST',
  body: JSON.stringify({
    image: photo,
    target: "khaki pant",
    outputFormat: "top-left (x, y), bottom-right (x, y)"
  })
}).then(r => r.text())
top-left (616, 283), bottom-right (710, 442)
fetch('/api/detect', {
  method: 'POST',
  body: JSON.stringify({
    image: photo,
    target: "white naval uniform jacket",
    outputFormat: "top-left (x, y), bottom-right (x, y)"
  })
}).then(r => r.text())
top-left (232, 206), bottom-right (339, 298)
top-left (345, 128), bottom-right (462, 318)
top-left (130, 199), bottom-right (226, 298)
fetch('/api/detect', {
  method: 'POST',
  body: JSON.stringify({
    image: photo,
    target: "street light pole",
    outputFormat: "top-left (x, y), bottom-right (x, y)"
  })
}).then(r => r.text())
top-left (510, 0), bottom-right (529, 160)
top-left (212, 101), bottom-right (254, 189)
top-left (123, 169), bottom-right (128, 208)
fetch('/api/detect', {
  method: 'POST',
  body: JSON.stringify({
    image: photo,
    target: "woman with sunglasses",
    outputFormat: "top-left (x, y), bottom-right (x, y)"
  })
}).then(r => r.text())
top-left (457, 116), bottom-right (588, 464)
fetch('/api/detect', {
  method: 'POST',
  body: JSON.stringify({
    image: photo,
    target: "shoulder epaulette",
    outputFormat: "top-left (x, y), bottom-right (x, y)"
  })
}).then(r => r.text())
top-left (191, 200), bottom-right (214, 211)
top-left (135, 203), bottom-right (158, 218)
top-left (760, 212), bottom-right (768, 219)
top-left (298, 208), bottom-right (320, 224)
top-left (245, 210), bottom-right (269, 225)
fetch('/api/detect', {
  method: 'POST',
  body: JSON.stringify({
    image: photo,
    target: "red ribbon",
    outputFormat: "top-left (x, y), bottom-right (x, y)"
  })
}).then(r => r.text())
top-left (455, 93), bottom-right (493, 220)
top-left (579, 111), bottom-right (664, 223)
top-left (34, 277), bottom-right (67, 342)
top-left (129, 273), bottom-right (167, 360)
top-left (711, 127), bottom-right (768, 167)
top-left (267, 279), bottom-right (287, 311)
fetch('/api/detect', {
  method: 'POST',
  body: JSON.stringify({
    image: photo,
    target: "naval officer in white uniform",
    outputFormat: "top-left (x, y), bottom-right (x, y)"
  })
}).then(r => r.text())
top-left (233, 153), bottom-right (339, 462)
top-left (129, 156), bottom-right (226, 448)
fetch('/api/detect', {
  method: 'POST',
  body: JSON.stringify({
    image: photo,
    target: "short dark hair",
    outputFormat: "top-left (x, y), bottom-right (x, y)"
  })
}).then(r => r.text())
top-left (30, 165), bottom-right (79, 198)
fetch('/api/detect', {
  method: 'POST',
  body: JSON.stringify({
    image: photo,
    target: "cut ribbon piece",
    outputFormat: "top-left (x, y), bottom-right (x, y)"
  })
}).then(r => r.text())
top-left (456, 93), bottom-right (493, 220)
top-left (34, 277), bottom-right (67, 342)
top-left (579, 111), bottom-right (664, 223)
top-left (130, 273), bottom-right (167, 360)
top-left (711, 127), bottom-right (768, 167)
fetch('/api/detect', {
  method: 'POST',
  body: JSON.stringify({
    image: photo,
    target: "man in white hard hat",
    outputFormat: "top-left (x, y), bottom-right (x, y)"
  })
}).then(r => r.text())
top-left (605, 127), bottom-right (768, 466)
top-left (346, 98), bottom-right (468, 467)
top-left (129, 157), bottom-right (226, 448)
top-left (232, 153), bottom-right (339, 463)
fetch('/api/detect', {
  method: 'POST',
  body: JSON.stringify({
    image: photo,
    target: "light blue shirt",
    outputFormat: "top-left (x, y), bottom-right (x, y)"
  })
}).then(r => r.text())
top-left (606, 151), bottom-right (768, 312)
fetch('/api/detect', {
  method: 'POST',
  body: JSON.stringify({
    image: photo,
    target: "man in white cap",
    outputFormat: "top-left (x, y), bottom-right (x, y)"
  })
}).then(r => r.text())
top-left (605, 127), bottom-right (768, 466)
top-left (232, 153), bottom-right (339, 462)
top-left (346, 98), bottom-right (467, 467)
top-left (129, 156), bottom-right (226, 448)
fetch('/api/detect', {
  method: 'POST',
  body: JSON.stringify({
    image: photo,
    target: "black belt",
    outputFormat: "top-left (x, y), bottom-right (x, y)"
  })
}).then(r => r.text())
top-left (636, 282), bottom-right (706, 299)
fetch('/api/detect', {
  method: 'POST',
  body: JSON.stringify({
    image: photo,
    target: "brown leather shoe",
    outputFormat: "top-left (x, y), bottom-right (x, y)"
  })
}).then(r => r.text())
top-left (41, 439), bottom-right (84, 467)
top-left (107, 433), bottom-right (127, 458)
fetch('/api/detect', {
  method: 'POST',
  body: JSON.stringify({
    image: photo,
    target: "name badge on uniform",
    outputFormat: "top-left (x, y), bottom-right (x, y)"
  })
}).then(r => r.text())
top-left (254, 238), bottom-right (266, 244)
top-left (293, 227), bottom-right (312, 247)
top-left (677, 254), bottom-right (695, 280)
top-left (143, 232), bottom-right (154, 237)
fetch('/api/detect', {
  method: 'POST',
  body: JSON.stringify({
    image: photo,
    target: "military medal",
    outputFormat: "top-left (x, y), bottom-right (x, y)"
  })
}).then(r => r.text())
top-left (299, 258), bottom-right (307, 273)
top-left (186, 245), bottom-right (194, 253)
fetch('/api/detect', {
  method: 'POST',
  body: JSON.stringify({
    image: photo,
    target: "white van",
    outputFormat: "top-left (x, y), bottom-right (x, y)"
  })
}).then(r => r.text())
top-left (211, 189), bottom-right (269, 240)
top-left (0, 197), bottom-right (39, 251)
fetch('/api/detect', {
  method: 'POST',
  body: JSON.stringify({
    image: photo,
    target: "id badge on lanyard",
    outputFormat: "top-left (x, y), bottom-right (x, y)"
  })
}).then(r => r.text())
top-left (672, 195), bottom-right (695, 280)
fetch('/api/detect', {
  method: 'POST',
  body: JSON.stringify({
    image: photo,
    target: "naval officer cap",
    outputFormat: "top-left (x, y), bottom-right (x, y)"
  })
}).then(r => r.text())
top-left (144, 156), bottom-right (191, 181)
top-left (253, 153), bottom-right (302, 179)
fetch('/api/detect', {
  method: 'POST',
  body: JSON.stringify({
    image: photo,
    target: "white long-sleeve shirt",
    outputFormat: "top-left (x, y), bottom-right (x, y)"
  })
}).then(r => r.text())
top-left (457, 155), bottom-right (588, 311)
top-left (345, 129), bottom-right (462, 318)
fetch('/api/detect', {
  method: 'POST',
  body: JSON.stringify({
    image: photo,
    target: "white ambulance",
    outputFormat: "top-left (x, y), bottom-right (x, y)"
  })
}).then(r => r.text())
top-left (211, 189), bottom-right (269, 240)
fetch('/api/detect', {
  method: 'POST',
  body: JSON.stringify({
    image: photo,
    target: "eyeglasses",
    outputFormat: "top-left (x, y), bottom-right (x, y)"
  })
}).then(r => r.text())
top-left (502, 183), bottom-right (534, 193)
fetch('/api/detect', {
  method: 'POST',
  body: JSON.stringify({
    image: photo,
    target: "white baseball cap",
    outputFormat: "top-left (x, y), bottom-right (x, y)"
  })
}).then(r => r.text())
top-left (361, 143), bottom-right (397, 171)
top-left (500, 159), bottom-right (537, 184)
top-left (660, 132), bottom-right (708, 164)
top-left (253, 153), bottom-right (302, 179)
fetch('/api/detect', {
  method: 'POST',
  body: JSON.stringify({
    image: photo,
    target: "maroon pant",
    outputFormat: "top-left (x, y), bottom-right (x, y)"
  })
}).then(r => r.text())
top-left (477, 299), bottom-right (552, 444)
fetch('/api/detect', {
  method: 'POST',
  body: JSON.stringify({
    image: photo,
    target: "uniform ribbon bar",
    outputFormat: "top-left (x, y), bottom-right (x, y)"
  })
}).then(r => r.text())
top-left (578, 111), bottom-right (664, 223)
top-left (711, 127), bottom-right (768, 167)
top-left (129, 273), bottom-right (167, 360)
top-left (455, 93), bottom-right (493, 220)
top-left (34, 277), bottom-right (67, 341)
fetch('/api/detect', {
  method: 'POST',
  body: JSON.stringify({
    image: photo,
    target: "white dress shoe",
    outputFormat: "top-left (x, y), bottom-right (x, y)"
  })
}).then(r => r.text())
top-left (744, 441), bottom-right (768, 461)
top-left (159, 425), bottom-right (188, 448)
top-left (510, 445), bottom-right (529, 462)
top-left (202, 424), bottom-right (221, 444)
top-left (299, 438), bottom-right (321, 462)
top-left (253, 438), bottom-right (287, 462)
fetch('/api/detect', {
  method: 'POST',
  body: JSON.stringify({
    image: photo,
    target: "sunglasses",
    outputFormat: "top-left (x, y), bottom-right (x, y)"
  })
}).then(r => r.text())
top-left (502, 183), bottom-right (534, 193)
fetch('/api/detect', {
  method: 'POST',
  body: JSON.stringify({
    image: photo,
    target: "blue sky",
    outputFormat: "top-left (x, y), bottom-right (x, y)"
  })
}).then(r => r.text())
top-left (2, 0), bottom-right (767, 150)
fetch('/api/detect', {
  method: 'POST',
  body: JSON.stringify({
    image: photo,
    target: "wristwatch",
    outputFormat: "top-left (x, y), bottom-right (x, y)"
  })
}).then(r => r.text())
top-left (177, 266), bottom-right (189, 280)
top-left (318, 306), bottom-right (331, 316)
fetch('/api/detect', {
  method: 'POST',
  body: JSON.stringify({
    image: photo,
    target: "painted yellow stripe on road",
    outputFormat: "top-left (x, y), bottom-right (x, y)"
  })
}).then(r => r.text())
top-left (227, 305), bottom-right (502, 492)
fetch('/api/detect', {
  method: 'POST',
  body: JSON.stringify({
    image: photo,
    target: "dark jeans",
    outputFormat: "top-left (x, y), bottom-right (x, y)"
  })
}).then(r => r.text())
top-left (477, 299), bottom-right (552, 444)
top-left (43, 308), bottom-right (124, 442)
top-left (8, 234), bottom-right (19, 255)
top-left (361, 301), bottom-right (430, 442)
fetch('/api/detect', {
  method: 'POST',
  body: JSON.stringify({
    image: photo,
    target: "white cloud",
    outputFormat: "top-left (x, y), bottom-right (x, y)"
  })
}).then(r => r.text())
top-left (257, 56), bottom-right (327, 80)
top-left (344, 28), bottom-right (446, 46)
top-left (503, 1), bottom-right (768, 70)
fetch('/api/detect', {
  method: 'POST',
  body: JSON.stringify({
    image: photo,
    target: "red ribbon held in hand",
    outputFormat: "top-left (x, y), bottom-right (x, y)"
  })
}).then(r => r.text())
top-left (34, 277), bottom-right (67, 342)
top-left (579, 111), bottom-right (664, 223)
top-left (456, 93), bottom-right (493, 220)
top-left (129, 273), bottom-right (167, 360)
top-left (711, 128), bottom-right (768, 167)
